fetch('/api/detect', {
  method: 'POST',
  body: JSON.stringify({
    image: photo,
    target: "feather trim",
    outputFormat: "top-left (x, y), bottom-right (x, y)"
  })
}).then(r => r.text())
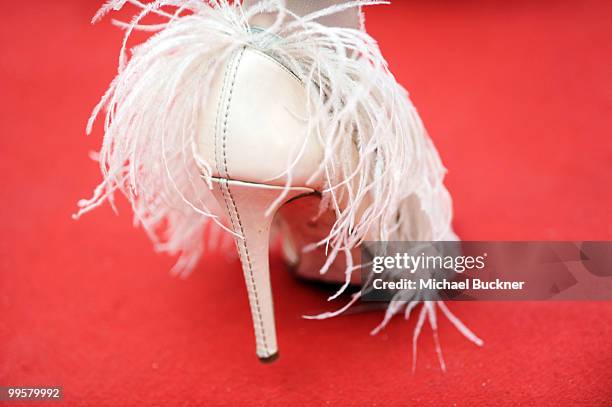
top-left (75, 0), bottom-right (477, 369)
top-left (75, 0), bottom-right (452, 275)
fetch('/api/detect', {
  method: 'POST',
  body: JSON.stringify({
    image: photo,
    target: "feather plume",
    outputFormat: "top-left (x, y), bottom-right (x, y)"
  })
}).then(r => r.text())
top-left (75, 0), bottom-right (478, 369)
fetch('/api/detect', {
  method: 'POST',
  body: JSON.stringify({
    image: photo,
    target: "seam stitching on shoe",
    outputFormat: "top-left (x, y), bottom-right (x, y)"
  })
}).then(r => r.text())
top-left (221, 47), bottom-right (245, 179)
top-left (214, 48), bottom-right (233, 177)
top-left (220, 47), bottom-right (271, 356)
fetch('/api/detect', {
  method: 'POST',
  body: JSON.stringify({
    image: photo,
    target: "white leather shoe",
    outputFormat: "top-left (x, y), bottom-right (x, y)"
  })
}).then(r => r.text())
top-left (76, 1), bottom-right (477, 366)
top-left (201, 47), bottom-right (351, 360)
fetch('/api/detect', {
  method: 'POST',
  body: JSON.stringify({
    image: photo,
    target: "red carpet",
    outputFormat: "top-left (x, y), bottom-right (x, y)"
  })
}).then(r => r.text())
top-left (1, 1), bottom-right (611, 405)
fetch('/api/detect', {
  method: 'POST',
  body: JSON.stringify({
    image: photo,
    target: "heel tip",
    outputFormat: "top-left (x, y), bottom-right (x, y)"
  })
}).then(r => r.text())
top-left (258, 352), bottom-right (279, 364)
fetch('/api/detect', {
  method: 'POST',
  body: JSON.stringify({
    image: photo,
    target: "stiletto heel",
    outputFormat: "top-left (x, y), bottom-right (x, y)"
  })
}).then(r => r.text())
top-left (210, 178), bottom-right (313, 362)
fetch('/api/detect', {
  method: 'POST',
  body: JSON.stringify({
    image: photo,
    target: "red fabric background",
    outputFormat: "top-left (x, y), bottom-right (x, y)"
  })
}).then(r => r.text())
top-left (1, 1), bottom-right (612, 405)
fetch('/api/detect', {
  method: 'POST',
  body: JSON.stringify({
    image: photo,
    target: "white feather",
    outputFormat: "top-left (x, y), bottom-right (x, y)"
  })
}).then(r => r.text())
top-left (75, 0), bottom-right (475, 369)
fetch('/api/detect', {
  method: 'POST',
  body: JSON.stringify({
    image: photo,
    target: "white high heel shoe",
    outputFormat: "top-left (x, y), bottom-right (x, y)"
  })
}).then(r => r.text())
top-left (203, 46), bottom-right (351, 360)
top-left (76, 0), bottom-right (481, 366)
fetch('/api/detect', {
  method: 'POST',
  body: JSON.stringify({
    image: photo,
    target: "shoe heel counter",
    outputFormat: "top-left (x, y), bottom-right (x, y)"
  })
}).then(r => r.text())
top-left (198, 48), bottom-right (323, 188)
